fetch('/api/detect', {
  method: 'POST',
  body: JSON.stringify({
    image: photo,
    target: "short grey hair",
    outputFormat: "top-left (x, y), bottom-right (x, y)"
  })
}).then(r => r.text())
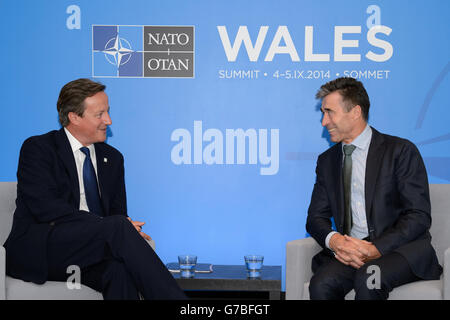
top-left (316, 77), bottom-right (370, 121)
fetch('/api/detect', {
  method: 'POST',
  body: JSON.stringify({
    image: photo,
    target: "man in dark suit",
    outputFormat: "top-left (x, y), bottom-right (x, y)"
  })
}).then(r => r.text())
top-left (4, 78), bottom-right (186, 299)
top-left (306, 77), bottom-right (442, 300)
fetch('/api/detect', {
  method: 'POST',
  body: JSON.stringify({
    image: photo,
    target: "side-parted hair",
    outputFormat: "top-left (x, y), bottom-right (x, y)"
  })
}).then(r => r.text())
top-left (316, 77), bottom-right (370, 121)
top-left (57, 78), bottom-right (106, 127)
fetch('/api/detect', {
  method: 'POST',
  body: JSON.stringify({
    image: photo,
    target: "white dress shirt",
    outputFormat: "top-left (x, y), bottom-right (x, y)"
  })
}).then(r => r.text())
top-left (325, 124), bottom-right (372, 248)
top-left (64, 127), bottom-right (99, 212)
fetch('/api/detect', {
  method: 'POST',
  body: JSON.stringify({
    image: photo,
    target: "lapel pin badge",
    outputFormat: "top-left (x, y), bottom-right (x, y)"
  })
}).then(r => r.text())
top-left (104, 157), bottom-right (108, 163)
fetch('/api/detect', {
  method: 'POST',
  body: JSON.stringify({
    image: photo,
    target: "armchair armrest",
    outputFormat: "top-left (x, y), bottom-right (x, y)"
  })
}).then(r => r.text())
top-left (0, 246), bottom-right (5, 300)
top-left (286, 237), bottom-right (321, 300)
top-left (444, 247), bottom-right (450, 300)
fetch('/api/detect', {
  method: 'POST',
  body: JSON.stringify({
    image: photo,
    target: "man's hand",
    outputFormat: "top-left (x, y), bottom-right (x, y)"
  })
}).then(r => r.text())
top-left (127, 217), bottom-right (152, 241)
top-left (329, 233), bottom-right (365, 268)
top-left (343, 235), bottom-right (381, 263)
top-left (329, 234), bottom-right (381, 269)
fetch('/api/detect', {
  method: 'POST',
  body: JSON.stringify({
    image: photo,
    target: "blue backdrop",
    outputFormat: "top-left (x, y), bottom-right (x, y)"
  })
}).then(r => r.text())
top-left (1, 0), bottom-right (449, 291)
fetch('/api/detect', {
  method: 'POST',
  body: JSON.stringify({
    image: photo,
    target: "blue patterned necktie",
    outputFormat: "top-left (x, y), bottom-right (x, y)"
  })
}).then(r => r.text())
top-left (80, 147), bottom-right (103, 216)
top-left (343, 144), bottom-right (356, 235)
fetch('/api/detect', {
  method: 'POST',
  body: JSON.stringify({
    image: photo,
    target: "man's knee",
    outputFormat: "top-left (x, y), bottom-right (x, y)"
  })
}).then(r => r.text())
top-left (102, 215), bottom-right (134, 233)
top-left (96, 215), bottom-right (140, 254)
top-left (106, 214), bottom-right (129, 225)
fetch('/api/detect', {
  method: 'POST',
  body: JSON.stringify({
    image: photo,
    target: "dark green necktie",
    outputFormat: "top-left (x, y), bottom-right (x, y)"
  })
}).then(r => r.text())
top-left (343, 144), bottom-right (356, 235)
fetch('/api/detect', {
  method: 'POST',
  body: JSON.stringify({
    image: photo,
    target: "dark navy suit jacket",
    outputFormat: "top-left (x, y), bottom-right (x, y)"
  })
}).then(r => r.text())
top-left (306, 127), bottom-right (442, 280)
top-left (4, 128), bottom-right (127, 284)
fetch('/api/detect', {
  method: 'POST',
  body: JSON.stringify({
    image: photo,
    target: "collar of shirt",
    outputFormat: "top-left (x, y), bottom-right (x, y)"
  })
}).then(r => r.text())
top-left (64, 127), bottom-right (96, 160)
top-left (342, 124), bottom-right (372, 152)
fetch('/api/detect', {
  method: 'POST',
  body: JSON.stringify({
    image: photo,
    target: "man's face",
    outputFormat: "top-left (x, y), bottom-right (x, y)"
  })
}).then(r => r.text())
top-left (71, 91), bottom-right (112, 146)
top-left (320, 91), bottom-right (357, 144)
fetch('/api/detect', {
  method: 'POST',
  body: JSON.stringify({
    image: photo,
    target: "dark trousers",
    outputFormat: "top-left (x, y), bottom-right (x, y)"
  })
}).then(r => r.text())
top-left (309, 250), bottom-right (420, 300)
top-left (46, 214), bottom-right (187, 300)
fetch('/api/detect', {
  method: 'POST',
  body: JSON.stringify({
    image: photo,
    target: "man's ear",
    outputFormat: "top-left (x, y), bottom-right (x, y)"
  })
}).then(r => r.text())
top-left (352, 105), bottom-right (362, 120)
top-left (68, 112), bottom-right (80, 125)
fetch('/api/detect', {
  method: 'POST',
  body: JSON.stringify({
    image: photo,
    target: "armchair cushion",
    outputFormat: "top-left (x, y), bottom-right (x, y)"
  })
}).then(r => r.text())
top-left (5, 276), bottom-right (103, 300)
top-left (303, 278), bottom-right (442, 300)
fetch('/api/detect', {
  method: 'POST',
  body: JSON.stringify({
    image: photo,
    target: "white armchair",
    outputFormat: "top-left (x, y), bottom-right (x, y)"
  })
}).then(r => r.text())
top-left (286, 184), bottom-right (450, 300)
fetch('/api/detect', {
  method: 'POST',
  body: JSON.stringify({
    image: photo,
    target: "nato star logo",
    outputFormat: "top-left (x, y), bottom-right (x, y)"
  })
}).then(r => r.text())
top-left (103, 35), bottom-right (133, 67)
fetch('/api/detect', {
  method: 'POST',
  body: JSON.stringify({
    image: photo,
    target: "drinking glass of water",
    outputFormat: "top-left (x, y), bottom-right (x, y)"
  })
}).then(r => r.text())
top-left (178, 255), bottom-right (197, 278)
top-left (244, 255), bottom-right (264, 278)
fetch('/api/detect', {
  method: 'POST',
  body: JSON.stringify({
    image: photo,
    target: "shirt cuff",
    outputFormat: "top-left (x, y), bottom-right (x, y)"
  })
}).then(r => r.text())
top-left (325, 231), bottom-right (339, 250)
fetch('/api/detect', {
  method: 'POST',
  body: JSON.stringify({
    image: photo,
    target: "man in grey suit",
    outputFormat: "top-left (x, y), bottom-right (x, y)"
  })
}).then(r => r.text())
top-left (306, 77), bottom-right (442, 299)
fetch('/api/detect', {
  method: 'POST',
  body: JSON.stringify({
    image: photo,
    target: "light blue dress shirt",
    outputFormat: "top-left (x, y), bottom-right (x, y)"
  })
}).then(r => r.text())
top-left (325, 124), bottom-right (373, 248)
